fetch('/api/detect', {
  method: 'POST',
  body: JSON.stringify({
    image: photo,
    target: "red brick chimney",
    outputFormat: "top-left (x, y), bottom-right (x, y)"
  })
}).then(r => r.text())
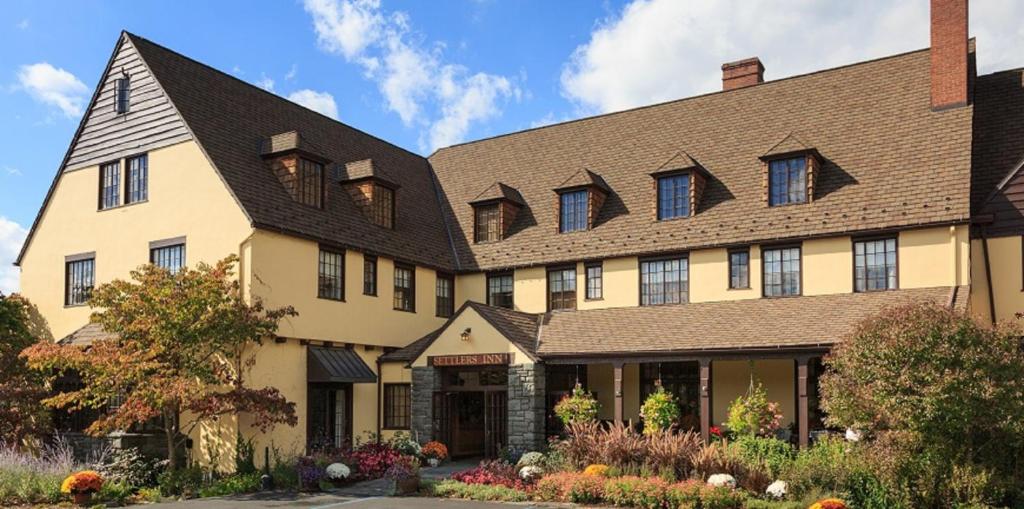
top-left (930, 0), bottom-right (969, 109)
top-left (722, 57), bottom-right (764, 91)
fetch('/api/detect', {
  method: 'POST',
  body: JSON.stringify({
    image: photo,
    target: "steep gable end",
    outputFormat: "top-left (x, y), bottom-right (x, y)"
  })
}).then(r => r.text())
top-left (64, 34), bottom-right (191, 172)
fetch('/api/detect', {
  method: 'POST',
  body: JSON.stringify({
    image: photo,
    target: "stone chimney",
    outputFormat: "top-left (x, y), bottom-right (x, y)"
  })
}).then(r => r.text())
top-left (930, 0), bottom-right (969, 109)
top-left (722, 57), bottom-right (764, 91)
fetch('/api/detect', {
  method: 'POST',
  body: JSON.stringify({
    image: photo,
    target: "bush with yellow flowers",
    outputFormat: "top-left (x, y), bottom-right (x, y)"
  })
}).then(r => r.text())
top-left (582, 464), bottom-right (609, 477)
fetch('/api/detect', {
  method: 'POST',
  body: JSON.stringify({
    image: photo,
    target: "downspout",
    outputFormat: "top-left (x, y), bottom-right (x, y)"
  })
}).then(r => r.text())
top-left (375, 357), bottom-right (383, 444)
top-left (980, 227), bottom-right (997, 323)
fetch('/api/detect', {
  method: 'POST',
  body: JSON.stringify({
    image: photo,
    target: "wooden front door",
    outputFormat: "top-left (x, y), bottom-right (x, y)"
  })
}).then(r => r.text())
top-left (484, 391), bottom-right (507, 458)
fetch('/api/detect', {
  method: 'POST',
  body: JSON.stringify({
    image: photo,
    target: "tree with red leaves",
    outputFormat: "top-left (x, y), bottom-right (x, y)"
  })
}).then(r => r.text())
top-left (22, 255), bottom-right (298, 469)
top-left (0, 292), bottom-right (48, 446)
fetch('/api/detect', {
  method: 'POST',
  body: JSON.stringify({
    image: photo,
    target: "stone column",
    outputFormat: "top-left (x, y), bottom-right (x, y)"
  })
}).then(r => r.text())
top-left (411, 366), bottom-right (440, 444)
top-left (507, 363), bottom-right (546, 454)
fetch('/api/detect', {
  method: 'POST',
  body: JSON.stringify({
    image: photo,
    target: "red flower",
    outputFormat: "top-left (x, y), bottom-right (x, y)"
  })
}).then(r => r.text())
top-left (710, 426), bottom-right (723, 437)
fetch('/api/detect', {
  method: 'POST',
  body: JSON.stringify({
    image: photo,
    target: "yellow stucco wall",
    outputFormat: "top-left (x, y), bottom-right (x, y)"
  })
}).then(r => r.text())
top-left (18, 140), bottom-right (253, 341)
top-left (972, 235), bottom-right (1022, 324)
top-left (379, 362), bottom-right (413, 443)
top-left (456, 272), bottom-right (487, 306)
top-left (587, 364), bottom-right (641, 422)
top-left (411, 308), bottom-right (533, 367)
top-left (689, 247), bottom-right (762, 302)
top-left (577, 257), bottom-right (641, 309)
top-left (514, 266), bottom-right (547, 313)
top-left (899, 225), bottom-right (970, 289)
top-left (711, 360), bottom-right (795, 428)
top-left (802, 237), bottom-right (853, 295)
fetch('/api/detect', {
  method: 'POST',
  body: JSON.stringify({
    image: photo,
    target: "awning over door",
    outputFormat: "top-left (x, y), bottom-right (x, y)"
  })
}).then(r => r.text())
top-left (307, 346), bottom-right (377, 383)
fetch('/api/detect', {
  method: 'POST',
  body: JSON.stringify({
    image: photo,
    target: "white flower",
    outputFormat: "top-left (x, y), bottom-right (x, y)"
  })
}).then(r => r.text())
top-left (766, 480), bottom-right (787, 499)
top-left (845, 428), bottom-right (862, 442)
top-left (519, 465), bottom-right (543, 481)
top-left (516, 451), bottom-right (545, 468)
top-left (707, 473), bottom-right (736, 488)
top-left (326, 463), bottom-right (351, 480)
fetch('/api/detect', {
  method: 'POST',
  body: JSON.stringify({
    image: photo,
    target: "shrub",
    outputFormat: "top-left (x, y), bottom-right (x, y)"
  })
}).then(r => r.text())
top-left (603, 476), bottom-right (644, 506)
top-left (535, 472), bottom-right (600, 502)
top-left (733, 435), bottom-right (795, 479)
top-left (701, 485), bottom-right (747, 509)
top-left (96, 447), bottom-right (165, 488)
top-left (135, 486), bottom-right (161, 502)
top-left (98, 480), bottom-right (132, 504)
top-left (430, 479), bottom-right (529, 502)
top-left (348, 442), bottom-right (401, 480)
top-left (646, 429), bottom-right (701, 480)
top-left (640, 386), bottom-right (681, 434)
top-left (665, 479), bottom-right (704, 508)
top-left (583, 464), bottom-right (609, 477)
top-left (516, 451), bottom-right (545, 469)
top-left (725, 380), bottom-right (783, 438)
top-left (554, 384), bottom-right (599, 425)
top-left (296, 456), bottom-right (325, 491)
top-left (157, 466), bottom-right (204, 498)
top-left (198, 472), bottom-right (261, 497)
top-left (451, 460), bottom-right (523, 489)
top-left (384, 455), bottom-right (420, 482)
top-left (387, 432), bottom-right (422, 457)
top-left (61, 470), bottom-right (104, 495)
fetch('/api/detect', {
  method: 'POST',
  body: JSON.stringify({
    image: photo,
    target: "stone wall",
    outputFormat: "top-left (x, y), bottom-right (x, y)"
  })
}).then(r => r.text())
top-left (507, 364), bottom-right (546, 454)
top-left (411, 367), bottom-right (439, 444)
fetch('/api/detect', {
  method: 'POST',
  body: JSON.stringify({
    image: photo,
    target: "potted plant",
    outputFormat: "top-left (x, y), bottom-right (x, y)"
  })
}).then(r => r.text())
top-left (421, 441), bottom-right (448, 467)
top-left (325, 462), bottom-right (351, 487)
top-left (385, 455), bottom-right (420, 495)
top-left (61, 470), bottom-right (104, 506)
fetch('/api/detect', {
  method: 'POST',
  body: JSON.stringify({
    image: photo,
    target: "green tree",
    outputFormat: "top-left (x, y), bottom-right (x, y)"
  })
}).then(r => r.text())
top-left (22, 256), bottom-right (298, 468)
top-left (0, 293), bottom-right (47, 445)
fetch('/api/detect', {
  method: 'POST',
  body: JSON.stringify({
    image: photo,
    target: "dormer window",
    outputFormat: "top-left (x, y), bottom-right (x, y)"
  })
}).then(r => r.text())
top-left (650, 151), bottom-right (707, 220)
top-left (370, 184), bottom-right (394, 228)
top-left (297, 158), bottom-right (324, 208)
top-left (768, 157), bottom-right (807, 206)
top-left (657, 174), bottom-right (690, 220)
top-left (261, 131), bottom-right (332, 208)
top-left (339, 158), bottom-right (399, 229)
top-left (559, 190), bottom-right (588, 233)
top-left (474, 203), bottom-right (500, 242)
top-left (114, 76), bottom-right (130, 113)
top-left (469, 182), bottom-right (524, 243)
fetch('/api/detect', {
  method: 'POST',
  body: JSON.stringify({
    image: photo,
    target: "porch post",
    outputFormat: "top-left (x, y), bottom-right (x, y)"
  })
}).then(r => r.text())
top-left (699, 358), bottom-right (711, 443)
top-left (612, 362), bottom-right (624, 424)
top-left (797, 356), bottom-right (809, 448)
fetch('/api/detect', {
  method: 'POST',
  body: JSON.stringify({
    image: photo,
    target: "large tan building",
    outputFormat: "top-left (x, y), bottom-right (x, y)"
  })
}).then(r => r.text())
top-left (14, 0), bottom-right (1024, 467)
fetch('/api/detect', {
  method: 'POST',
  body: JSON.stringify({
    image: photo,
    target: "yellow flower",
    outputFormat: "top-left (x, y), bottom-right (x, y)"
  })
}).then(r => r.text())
top-left (582, 464), bottom-right (609, 477)
top-left (60, 475), bottom-right (75, 494)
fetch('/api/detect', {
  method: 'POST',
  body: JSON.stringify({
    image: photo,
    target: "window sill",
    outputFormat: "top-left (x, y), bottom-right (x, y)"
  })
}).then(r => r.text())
top-left (382, 426), bottom-right (411, 431)
top-left (393, 307), bottom-right (416, 313)
top-left (727, 286), bottom-right (751, 291)
top-left (584, 297), bottom-right (604, 302)
top-left (762, 294), bottom-right (802, 299)
top-left (363, 292), bottom-right (378, 297)
top-left (63, 303), bottom-right (89, 309)
top-left (655, 215), bottom-right (692, 223)
top-left (853, 288), bottom-right (898, 293)
top-left (98, 200), bottom-right (148, 212)
top-left (767, 201), bottom-right (808, 208)
top-left (317, 296), bottom-right (346, 302)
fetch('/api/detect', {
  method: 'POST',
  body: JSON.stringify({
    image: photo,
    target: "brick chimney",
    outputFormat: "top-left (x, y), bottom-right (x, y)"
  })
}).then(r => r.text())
top-left (722, 57), bottom-right (764, 91)
top-left (930, 0), bottom-right (969, 109)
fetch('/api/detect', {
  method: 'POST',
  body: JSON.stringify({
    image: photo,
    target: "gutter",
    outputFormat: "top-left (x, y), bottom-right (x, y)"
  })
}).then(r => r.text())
top-left (979, 227), bottom-right (997, 323)
top-left (375, 357), bottom-right (383, 444)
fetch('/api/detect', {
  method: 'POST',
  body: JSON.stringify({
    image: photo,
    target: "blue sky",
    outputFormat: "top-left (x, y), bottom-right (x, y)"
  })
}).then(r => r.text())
top-left (2, 0), bottom-right (1023, 293)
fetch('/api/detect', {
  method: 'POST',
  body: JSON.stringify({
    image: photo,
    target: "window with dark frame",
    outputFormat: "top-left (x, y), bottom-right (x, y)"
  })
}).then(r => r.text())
top-left (317, 248), bottom-right (345, 301)
top-left (640, 257), bottom-right (688, 306)
top-left (585, 263), bottom-right (603, 300)
top-left (115, 77), bottom-right (130, 113)
top-left (393, 264), bottom-right (415, 311)
top-left (371, 185), bottom-right (395, 228)
top-left (99, 161), bottom-right (120, 209)
top-left (297, 158), bottom-right (324, 208)
top-left (150, 243), bottom-right (185, 274)
top-left (729, 249), bottom-right (750, 289)
top-left (435, 273), bottom-right (454, 318)
top-left (363, 255), bottom-right (377, 296)
top-left (657, 174), bottom-right (690, 220)
top-left (126, 154), bottom-right (148, 204)
top-left (65, 257), bottom-right (95, 306)
top-left (854, 238), bottom-right (897, 292)
top-left (383, 384), bottom-right (411, 429)
top-left (547, 267), bottom-right (577, 311)
top-left (559, 190), bottom-right (588, 233)
top-left (763, 246), bottom-right (801, 297)
top-left (768, 157), bottom-right (807, 206)
top-left (487, 272), bottom-right (514, 309)
top-left (474, 203), bottom-right (500, 243)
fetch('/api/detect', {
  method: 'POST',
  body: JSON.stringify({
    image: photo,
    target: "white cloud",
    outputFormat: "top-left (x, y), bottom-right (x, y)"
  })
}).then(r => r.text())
top-left (255, 74), bottom-right (275, 92)
top-left (3, 166), bottom-right (22, 177)
top-left (304, 0), bottom-right (520, 152)
top-left (561, 0), bottom-right (1024, 114)
top-left (16, 19), bottom-right (29, 30)
top-left (0, 217), bottom-right (27, 295)
top-left (285, 64), bottom-right (298, 81)
top-left (287, 89), bottom-right (339, 119)
top-left (17, 63), bottom-right (88, 118)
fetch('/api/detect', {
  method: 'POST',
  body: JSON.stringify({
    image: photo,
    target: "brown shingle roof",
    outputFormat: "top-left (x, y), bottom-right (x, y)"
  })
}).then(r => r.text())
top-left (537, 286), bottom-right (967, 357)
top-left (971, 69), bottom-right (1024, 236)
top-left (470, 182), bottom-right (525, 206)
top-left (429, 48), bottom-right (974, 271)
top-left (127, 33), bottom-right (456, 270)
top-left (59, 322), bottom-right (116, 346)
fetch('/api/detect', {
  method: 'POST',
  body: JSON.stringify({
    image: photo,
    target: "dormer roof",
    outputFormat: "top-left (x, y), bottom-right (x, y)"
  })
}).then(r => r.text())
top-left (470, 182), bottom-right (525, 206)
top-left (554, 169), bottom-right (610, 193)
top-left (341, 158), bottom-right (400, 189)
top-left (759, 133), bottom-right (821, 161)
top-left (649, 150), bottom-right (709, 177)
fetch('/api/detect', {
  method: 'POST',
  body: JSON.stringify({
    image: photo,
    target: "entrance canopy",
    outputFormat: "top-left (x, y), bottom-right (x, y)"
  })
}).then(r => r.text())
top-left (307, 346), bottom-right (377, 383)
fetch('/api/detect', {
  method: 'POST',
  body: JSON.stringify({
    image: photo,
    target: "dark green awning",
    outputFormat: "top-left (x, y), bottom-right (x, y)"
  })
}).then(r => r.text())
top-left (307, 346), bottom-right (377, 384)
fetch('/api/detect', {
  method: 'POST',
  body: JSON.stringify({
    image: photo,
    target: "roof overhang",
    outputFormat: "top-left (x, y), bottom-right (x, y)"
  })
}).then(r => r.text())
top-left (307, 346), bottom-right (377, 383)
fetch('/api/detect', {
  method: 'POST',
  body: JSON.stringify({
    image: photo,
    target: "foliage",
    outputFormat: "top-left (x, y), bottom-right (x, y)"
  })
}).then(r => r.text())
top-left (197, 472), bottom-right (261, 497)
top-left (269, 448), bottom-right (298, 490)
top-left (21, 257), bottom-right (298, 469)
top-left (421, 441), bottom-right (448, 461)
top-left (296, 456), bottom-right (325, 491)
top-left (553, 421), bottom-right (705, 481)
top-left (808, 498), bottom-right (847, 509)
top-left (583, 464), bottom-right (609, 477)
top-left (535, 471), bottom-right (605, 504)
top-left (0, 293), bottom-right (47, 445)
top-left (640, 385), bottom-right (681, 434)
top-left (0, 441), bottom-right (81, 505)
top-left (451, 459), bottom-right (524, 489)
top-left (603, 476), bottom-right (669, 509)
top-left (135, 486), bottom-right (162, 502)
top-left (384, 454), bottom-right (420, 481)
top-left (645, 428), bottom-right (702, 481)
top-left (516, 451), bottom-right (544, 468)
top-left (96, 446), bottom-right (165, 488)
top-left (725, 379), bottom-right (783, 438)
top-left (387, 431), bottom-right (421, 457)
top-left (348, 441), bottom-right (401, 480)
top-left (699, 485), bottom-right (747, 509)
top-left (235, 433), bottom-right (257, 475)
top-left (157, 465), bottom-right (203, 498)
top-left (325, 462), bottom-right (351, 480)
top-left (430, 479), bottom-right (530, 502)
top-left (60, 470), bottom-right (103, 494)
top-left (733, 435), bottom-right (795, 479)
top-left (98, 480), bottom-right (133, 504)
top-left (821, 303), bottom-right (1024, 507)
top-left (554, 383), bottom-right (599, 425)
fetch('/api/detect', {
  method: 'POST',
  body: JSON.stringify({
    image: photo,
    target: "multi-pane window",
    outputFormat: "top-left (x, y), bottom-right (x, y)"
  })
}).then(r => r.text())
top-left (487, 272), bottom-right (514, 309)
top-left (474, 204), bottom-right (500, 243)
top-left (548, 267), bottom-right (577, 311)
top-left (297, 159), bottom-right (324, 208)
top-left (150, 243), bottom-right (185, 274)
top-left (436, 273), bottom-right (454, 318)
top-left (769, 157), bottom-right (807, 206)
top-left (559, 190), bottom-right (588, 233)
top-left (318, 248), bottom-right (345, 301)
top-left (363, 255), bottom-right (377, 296)
top-left (393, 264), bottom-right (415, 311)
top-left (729, 249), bottom-right (750, 289)
top-left (371, 185), bottom-right (395, 229)
top-left (640, 257), bottom-right (689, 306)
top-left (126, 154), bottom-right (148, 204)
top-left (115, 77), bottom-right (130, 113)
top-left (585, 263), bottom-right (603, 300)
top-left (763, 246), bottom-right (801, 297)
top-left (100, 161), bottom-right (120, 209)
top-left (657, 174), bottom-right (690, 220)
top-left (854, 238), bottom-right (897, 292)
top-left (383, 384), bottom-right (411, 429)
top-left (65, 256), bottom-right (95, 306)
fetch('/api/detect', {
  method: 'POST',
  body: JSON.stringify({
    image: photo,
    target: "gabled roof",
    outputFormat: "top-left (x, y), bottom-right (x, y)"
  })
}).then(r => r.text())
top-left (554, 169), bottom-right (611, 193)
top-left (341, 158), bottom-right (400, 187)
top-left (651, 151), bottom-right (702, 175)
top-left (470, 182), bottom-right (525, 206)
top-left (759, 133), bottom-right (819, 160)
top-left (58, 322), bottom-right (116, 346)
top-left (971, 68), bottom-right (1024, 236)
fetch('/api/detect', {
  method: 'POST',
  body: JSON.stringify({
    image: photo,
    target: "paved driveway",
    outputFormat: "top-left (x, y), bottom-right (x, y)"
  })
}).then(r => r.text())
top-left (153, 494), bottom-right (554, 509)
